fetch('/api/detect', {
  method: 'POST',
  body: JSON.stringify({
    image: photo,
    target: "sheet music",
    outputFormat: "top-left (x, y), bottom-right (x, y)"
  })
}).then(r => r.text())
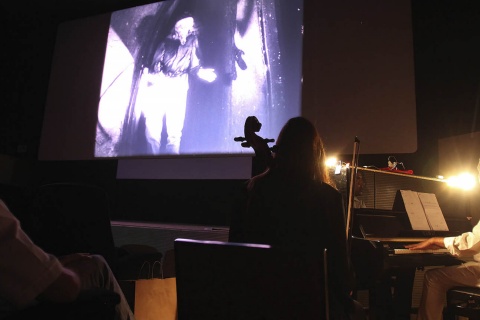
top-left (417, 192), bottom-right (449, 231)
top-left (399, 190), bottom-right (449, 231)
top-left (400, 190), bottom-right (430, 230)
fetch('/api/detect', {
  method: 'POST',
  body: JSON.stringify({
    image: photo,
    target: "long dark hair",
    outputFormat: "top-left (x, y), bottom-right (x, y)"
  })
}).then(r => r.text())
top-left (273, 117), bottom-right (332, 185)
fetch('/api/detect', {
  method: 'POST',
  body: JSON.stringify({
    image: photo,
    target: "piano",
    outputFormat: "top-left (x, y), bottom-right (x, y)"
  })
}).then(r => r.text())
top-left (330, 167), bottom-right (476, 318)
top-left (351, 207), bottom-right (470, 272)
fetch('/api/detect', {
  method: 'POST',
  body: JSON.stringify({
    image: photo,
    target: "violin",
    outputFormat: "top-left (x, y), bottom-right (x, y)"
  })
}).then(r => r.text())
top-left (234, 116), bottom-right (275, 172)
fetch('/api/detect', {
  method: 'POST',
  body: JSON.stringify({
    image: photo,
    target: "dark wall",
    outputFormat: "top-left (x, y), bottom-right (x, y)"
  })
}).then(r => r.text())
top-left (409, 0), bottom-right (480, 175)
top-left (1, 0), bottom-right (480, 226)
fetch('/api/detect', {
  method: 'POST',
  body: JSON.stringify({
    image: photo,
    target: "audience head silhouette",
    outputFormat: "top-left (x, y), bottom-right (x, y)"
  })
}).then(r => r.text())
top-left (274, 116), bottom-right (331, 184)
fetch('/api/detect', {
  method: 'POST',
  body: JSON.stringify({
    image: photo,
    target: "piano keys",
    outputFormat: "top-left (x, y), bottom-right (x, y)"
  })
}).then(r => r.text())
top-left (378, 239), bottom-right (450, 254)
top-left (391, 247), bottom-right (449, 255)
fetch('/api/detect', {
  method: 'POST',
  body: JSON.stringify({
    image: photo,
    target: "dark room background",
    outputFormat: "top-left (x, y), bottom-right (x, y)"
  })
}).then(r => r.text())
top-left (1, 0), bottom-right (480, 226)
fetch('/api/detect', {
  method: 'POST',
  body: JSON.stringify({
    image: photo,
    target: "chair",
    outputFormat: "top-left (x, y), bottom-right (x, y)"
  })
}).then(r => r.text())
top-left (27, 182), bottom-right (118, 266)
top-left (174, 238), bottom-right (331, 320)
top-left (443, 286), bottom-right (480, 320)
top-left (26, 182), bottom-right (163, 281)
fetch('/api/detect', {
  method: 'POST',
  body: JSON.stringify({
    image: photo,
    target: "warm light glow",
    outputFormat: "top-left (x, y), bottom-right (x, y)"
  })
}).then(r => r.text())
top-left (446, 172), bottom-right (477, 190)
top-left (326, 157), bottom-right (338, 167)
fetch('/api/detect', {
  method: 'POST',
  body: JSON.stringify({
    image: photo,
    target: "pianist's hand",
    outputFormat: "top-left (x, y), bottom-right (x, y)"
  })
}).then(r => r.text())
top-left (404, 237), bottom-right (445, 250)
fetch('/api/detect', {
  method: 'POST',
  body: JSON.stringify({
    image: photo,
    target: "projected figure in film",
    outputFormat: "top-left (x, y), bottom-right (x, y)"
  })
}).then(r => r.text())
top-left (95, 0), bottom-right (302, 157)
top-left (136, 12), bottom-right (217, 154)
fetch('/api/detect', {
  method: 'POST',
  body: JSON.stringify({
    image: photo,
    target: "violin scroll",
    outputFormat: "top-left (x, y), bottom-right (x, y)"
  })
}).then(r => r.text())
top-left (234, 116), bottom-right (275, 170)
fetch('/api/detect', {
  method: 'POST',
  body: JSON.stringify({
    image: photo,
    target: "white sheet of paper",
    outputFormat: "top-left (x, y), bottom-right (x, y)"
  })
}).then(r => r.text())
top-left (417, 192), bottom-right (449, 231)
top-left (400, 190), bottom-right (430, 230)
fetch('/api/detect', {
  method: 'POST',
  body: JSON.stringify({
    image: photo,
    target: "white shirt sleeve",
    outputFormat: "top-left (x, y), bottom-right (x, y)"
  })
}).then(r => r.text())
top-left (444, 219), bottom-right (480, 261)
top-left (0, 199), bottom-right (63, 308)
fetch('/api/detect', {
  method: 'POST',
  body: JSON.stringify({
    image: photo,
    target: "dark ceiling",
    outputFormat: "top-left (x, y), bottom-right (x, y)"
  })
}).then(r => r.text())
top-left (1, 0), bottom-right (154, 23)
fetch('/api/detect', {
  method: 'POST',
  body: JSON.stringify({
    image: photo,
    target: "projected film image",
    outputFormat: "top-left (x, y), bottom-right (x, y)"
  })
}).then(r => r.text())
top-left (95, 0), bottom-right (303, 157)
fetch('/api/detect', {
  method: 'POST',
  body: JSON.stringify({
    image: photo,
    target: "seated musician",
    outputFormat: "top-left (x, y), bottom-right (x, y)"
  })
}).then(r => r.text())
top-left (229, 116), bottom-right (366, 320)
top-left (405, 158), bottom-right (480, 320)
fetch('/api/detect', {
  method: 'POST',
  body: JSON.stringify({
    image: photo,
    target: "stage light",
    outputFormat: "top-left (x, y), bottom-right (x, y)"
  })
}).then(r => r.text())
top-left (446, 172), bottom-right (477, 190)
top-left (326, 157), bottom-right (338, 167)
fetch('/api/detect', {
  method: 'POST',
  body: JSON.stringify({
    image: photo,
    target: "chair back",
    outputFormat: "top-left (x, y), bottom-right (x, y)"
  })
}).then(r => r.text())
top-left (28, 182), bottom-right (116, 266)
top-left (174, 238), bottom-right (329, 320)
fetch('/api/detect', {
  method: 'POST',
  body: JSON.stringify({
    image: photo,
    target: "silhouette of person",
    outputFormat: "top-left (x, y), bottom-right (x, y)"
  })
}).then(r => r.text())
top-left (229, 116), bottom-right (366, 320)
top-left (136, 12), bottom-right (216, 154)
top-left (0, 199), bottom-right (134, 320)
